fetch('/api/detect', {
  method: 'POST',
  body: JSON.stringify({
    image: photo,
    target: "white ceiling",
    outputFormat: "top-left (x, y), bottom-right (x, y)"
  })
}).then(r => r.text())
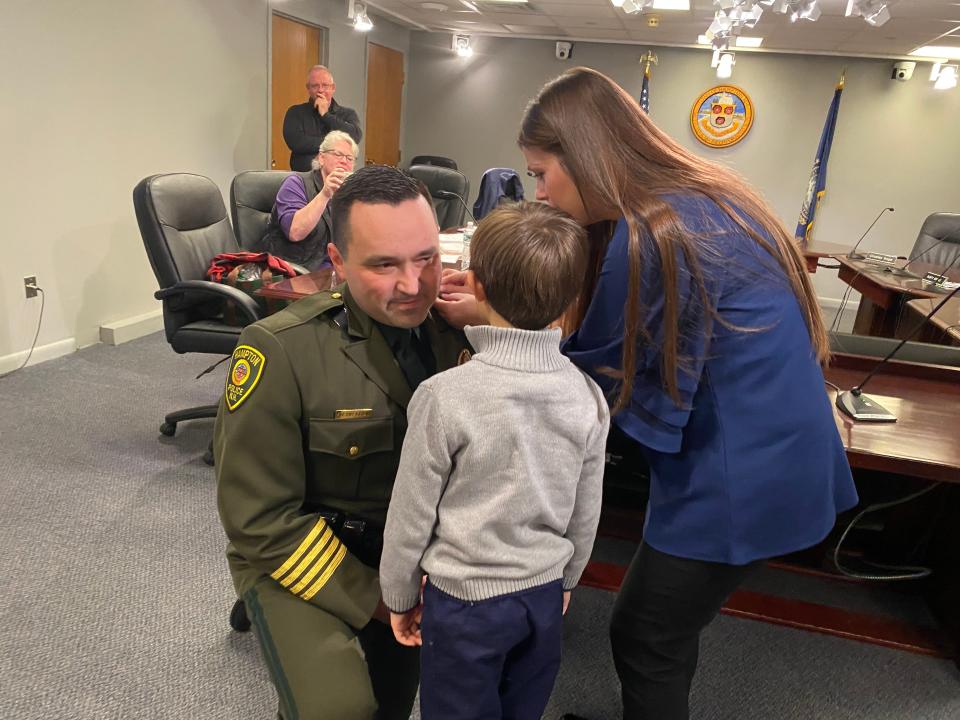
top-left (363, 0), bottom-right (960, 59)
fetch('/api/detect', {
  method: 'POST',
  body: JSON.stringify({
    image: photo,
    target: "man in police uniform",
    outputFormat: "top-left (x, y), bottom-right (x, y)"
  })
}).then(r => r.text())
top-left (214, 165), bottom-right (471, 720)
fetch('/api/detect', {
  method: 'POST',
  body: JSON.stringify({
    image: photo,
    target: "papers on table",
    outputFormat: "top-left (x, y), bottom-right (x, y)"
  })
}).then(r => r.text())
top-left (440, 232), bottom-right (464, 266)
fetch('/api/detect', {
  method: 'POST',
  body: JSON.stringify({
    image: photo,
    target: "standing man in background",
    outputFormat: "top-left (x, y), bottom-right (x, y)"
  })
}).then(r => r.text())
top-left (284, 65), bottom-right (362, 171)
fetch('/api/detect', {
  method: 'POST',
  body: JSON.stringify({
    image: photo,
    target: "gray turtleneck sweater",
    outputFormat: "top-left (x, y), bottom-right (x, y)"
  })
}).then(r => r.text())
top-left (379, 324), bottom-right (610, 613)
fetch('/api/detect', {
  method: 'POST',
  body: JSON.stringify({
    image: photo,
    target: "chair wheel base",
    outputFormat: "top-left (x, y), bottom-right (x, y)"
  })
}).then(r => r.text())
top-left (159, 422), bottom-right (177, 437)
top-left (230, 599), bottom-right (251, 632)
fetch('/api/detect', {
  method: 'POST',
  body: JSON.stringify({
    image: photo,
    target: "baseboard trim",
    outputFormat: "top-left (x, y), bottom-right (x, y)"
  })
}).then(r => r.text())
top-left (819, 296), bottom-right (859, 333)
top-left (99, 310), bottom-right (163, 346)
top-left (0, 337), bottom-right (76, 374)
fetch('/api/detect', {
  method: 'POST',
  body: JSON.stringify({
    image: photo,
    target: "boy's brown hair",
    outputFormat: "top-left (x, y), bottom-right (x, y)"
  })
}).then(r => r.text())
top-left (470, 201), bottom-right (587, 330)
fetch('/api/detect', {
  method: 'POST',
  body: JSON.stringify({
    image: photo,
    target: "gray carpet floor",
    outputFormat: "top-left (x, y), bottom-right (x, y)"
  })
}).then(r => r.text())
top-left (1, 332), bottom-right (957, 719)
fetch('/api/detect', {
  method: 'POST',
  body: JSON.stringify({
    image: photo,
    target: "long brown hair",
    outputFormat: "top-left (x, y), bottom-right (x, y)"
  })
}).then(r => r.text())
top-left (519, 66), bottom-right (828, 413)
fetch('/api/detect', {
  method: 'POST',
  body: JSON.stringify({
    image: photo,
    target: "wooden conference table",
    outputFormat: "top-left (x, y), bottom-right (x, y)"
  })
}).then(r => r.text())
top-left (904, 296), bottom-right (960, 347)
top-left (833, 255), bottom-right (960, 338)
top-left (258, 269), bottom-right (960, 484)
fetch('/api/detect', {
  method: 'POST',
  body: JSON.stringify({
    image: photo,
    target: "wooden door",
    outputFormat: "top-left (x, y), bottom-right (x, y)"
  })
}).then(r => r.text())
top-left (271, 14), bottom-right (322, 170)
top-left (365, 43), bottom-right (404, 166)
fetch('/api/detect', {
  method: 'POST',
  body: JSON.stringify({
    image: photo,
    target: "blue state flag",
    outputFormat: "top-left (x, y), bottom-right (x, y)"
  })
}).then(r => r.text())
top-left (796, 76), bottom-right (844, 241)
top-left (640, 63), bottom-right (650, 113)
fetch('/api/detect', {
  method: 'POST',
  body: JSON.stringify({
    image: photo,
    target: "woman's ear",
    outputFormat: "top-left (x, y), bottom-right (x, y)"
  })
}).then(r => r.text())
top-left (466, 270), bottom-right (487, 303)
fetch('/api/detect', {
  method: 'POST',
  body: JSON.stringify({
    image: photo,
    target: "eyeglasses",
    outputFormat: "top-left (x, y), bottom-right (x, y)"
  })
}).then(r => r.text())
top-left (322, 150), bottom-right (356, 162)
top-left (308, 82), bottom-right (335, 90)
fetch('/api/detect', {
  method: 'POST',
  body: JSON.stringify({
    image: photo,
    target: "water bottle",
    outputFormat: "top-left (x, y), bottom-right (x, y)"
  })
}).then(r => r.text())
top-left (460, 222), bottom-right (476, 271)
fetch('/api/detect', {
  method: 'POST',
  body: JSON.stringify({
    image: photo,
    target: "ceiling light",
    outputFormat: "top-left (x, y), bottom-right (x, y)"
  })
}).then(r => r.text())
top-left (844, 0), bottom-right (889, 27)
top-left (934, 64), bottom-right (958, 91)
top-left (735, 36), bottom-right (763, 47)
top-left (698, 34), bottom-right (711, 44)
top-left (716, 51), bottom-right (735, 79)
top-left (622, 0), bottom-right (655, 13)
top-left (453, 34), bottom-right (473, 57)
top-left (354, 9), bottom-right (373, 31)
top-left (652, 0), bottom-right (690, 9)
top-left (348, 0), bottom-right (374, 31)
top-left (611, 0), bottom-right (627, 6)
top-left (910, 46), bottom-right (960, 61)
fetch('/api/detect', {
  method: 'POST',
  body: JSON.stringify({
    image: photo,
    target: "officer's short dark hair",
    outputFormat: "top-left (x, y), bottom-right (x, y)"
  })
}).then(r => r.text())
top-left (329, 165), bottom-right (434, 256)
top-left (471, 201), bottom-right (587, 330)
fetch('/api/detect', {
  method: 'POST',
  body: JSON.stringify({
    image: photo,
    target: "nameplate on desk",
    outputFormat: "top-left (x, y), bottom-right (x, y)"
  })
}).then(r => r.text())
top-left (864, 252), bottom-right (898, 265)
top-left (922, 272), bottom-right (960, 291)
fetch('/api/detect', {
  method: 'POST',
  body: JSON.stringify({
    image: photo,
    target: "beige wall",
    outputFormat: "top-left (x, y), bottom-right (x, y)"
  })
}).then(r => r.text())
top-left (403, 33), bottom-right (960, 306)
top-left (4, 10), bottom-right (958, 367)
top-left (0, 0), bottom-right (409, 368)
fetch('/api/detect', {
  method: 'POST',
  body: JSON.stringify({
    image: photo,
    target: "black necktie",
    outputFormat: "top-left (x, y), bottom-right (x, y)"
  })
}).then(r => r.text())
top-left (391, 330), bottom-right (429, 391)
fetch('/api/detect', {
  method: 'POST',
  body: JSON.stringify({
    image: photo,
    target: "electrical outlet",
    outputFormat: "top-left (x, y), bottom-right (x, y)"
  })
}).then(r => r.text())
top-left (24, 276), bottom-right (38, 299)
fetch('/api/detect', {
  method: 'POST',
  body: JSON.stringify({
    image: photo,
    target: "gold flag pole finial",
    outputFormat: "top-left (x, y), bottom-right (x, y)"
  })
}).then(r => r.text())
top-left (641, 50), bottom-right (658, 76)
top-left (838, 68), bottom-right (846, 90)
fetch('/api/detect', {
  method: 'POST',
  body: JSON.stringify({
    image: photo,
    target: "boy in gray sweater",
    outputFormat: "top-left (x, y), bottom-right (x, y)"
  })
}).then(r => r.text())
top-left (379, 201), bottom-right (610, 719)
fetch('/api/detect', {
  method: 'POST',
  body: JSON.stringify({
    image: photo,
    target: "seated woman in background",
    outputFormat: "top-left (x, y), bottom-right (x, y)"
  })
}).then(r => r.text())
top-left (260, 130), bottom-right (356, 270)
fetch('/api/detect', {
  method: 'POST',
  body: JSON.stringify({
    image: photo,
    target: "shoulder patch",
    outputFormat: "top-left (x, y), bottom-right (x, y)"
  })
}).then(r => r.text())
top-left (225, 345), bottom-right (266, 412)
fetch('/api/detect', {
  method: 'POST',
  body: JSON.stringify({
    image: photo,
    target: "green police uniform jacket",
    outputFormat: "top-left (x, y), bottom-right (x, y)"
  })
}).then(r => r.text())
top-left (214, 286), bottom-right (471, 631)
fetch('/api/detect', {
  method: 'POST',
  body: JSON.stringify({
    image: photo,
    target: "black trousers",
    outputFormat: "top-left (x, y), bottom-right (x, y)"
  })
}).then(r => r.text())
top-left (610, 542), bottom-right (760, 720)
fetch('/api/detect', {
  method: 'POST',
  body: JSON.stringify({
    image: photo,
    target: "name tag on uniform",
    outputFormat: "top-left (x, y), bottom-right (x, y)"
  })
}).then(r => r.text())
top-left (335, 408), bottom-right (374, 420)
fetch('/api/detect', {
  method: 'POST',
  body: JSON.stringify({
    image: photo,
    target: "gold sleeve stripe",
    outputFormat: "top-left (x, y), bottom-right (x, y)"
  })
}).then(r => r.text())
top-left (288, 533), bottom-right (342, 594)
top-left (270, 519), bottom-right (327, 582)
top-left (300, 544), bottom-right (347, 601)
top-left (279, 527), bottom-right (335, 589)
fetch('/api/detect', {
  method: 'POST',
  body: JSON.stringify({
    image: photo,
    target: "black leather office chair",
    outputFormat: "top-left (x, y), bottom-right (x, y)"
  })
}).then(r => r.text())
top-left (407, 164), bottom-right (471, 229)
top-left (230, 170), bottom-right (292, 251)
top-left (134, 173), bottom-right (263, 465)
top-left (408, 155), bottom-right (458, 170)
top-left (909, 212), bottom-right (960, 267)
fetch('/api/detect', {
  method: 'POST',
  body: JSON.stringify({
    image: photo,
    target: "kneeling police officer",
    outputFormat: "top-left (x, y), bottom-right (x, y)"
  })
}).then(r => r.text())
top-left (215, 164), bottom-right (471, 720)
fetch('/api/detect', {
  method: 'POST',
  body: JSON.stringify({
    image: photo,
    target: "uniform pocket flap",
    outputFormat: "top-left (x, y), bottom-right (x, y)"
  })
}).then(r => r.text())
top-left (309, 416), bottom-right (394, 459)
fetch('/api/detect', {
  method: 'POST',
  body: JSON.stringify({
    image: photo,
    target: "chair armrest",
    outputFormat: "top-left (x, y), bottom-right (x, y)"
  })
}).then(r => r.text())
top-left (287, 262), bottom-right (310, 276)
top-left (155, 280), bottom-right (263, 325)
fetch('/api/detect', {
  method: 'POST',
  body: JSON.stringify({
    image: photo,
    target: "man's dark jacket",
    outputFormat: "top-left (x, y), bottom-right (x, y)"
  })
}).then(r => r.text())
top-left (283, 98), bottom-right (362, 171)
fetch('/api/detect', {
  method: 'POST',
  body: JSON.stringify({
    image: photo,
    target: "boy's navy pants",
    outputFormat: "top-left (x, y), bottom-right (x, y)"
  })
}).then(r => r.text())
top-left (418, 579), bottom-right (563, 720)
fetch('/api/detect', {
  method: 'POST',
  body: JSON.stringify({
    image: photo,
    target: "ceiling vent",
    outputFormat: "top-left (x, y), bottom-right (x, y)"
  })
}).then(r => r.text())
top-left (469, 1), bottom-right (543, 16)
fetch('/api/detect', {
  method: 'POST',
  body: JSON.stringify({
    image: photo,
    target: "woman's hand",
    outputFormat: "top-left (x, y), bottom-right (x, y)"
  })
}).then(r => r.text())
top-left (435, 268), bottom-right (484, 328)
top-left (434, 292), bottom-right (483, 329)
top-left (321, 169), bottom-right (350, 199)
top-left (439, 268), bottom-right (470, 295)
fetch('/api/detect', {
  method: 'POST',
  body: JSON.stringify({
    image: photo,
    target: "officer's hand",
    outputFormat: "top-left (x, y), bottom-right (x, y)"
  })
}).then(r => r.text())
top-left (371, 598), bottom-right (391, 625)
top-left (390, 607), bottom-right (423, 647)
top-left (563, 590), bottom-right (571, 616)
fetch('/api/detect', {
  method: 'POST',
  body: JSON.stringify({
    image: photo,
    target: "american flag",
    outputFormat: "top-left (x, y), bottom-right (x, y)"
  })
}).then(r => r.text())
top-left (640, 63), bottom-right (650, 113)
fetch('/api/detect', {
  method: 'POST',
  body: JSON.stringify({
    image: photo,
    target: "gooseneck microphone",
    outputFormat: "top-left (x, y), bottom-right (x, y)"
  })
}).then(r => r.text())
top-left (836, 280), bottom-right (960, 422)
top-left (847, 207), bottom-right (895, 260)
top-left (437, 190), bottom-right (476, 224)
